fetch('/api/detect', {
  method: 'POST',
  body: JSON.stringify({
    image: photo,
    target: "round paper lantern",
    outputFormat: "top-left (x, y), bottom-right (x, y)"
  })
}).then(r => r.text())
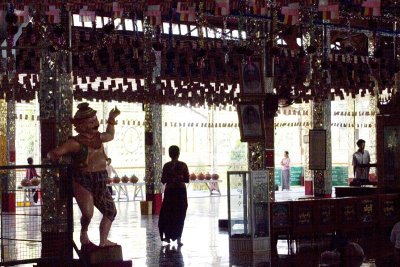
top-left (189, 173), bottom-right (197, 180)
top-left (130, 175), bottom-right (139, 183)
top-left (21, 178), bottom-right (31, 187)
top-left (112, 176), bottom-right (120, 183)
top-left (121, 175), bottom-right (129, 183)
top-left (30, 177), bottom-right (41, 186)
top-left (211, 173), bottom-right (219, 180)
top-left (197, 172), bottom-right (205, 180)
top-left (205, 172), bottom-right (212, 180)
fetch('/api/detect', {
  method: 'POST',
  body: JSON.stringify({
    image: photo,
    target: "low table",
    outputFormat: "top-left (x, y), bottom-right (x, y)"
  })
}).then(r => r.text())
top-left (187, 179), bottom-right (222, 196)
top-left (107, 182), bottom-right (145, 201)
top-left (20, 185), bottom-right (41, 206)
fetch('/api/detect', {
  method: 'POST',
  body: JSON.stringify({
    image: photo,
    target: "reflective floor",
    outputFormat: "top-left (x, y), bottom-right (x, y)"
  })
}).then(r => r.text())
top-left (72, 187), bottom-right (396, 267)
top-left (6, 187), bottom-right (398, 266)
top-left (74, 193), bottom-right (231, 266)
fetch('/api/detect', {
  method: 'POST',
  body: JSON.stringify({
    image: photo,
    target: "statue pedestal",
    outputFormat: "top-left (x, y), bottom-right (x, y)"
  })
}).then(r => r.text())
top-left (82, 244), bottom-right (132, 267)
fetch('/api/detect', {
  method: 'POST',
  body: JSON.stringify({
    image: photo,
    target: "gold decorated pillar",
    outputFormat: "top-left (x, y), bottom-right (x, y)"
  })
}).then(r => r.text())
top-left (6, 99), bottom-right (16, 190)
top-left (1, 8), bottom-right (17, 212)
top-left (311, 99), bottom-right (332, 197)
top-left (0, 101), bottom-right (8, 195)
top-left (143, 18), bottom-right (163, 214)
top-left (39, 5), bottom-right (73, 262)
top-left (144, 104), bottom-right (163, 210)
top-left (309, 20), bottom-right (332, 197)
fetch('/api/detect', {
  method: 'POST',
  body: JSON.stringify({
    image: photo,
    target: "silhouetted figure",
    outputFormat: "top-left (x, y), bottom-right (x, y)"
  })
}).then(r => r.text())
top-left (158, 145), bottom-right (189, 246)
top-left (352, 139), bottom-right (370, 185)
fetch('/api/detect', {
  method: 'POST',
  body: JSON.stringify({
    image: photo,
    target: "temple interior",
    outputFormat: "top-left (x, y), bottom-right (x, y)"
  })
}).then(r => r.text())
top-left (1, 1), bottom-right (400, 267)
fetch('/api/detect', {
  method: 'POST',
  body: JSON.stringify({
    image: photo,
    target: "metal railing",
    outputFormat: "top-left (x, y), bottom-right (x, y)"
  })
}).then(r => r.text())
top-left (0, 164), bottom-right (74, 267)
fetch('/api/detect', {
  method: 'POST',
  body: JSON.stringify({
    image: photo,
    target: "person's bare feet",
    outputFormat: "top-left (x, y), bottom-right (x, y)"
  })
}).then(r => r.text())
top-left (99, 239), bottom-right (118, 247)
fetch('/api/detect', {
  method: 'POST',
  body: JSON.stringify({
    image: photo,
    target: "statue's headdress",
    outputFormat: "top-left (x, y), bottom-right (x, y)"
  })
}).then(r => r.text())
top-left (72, 102), bottom-right (97, 124)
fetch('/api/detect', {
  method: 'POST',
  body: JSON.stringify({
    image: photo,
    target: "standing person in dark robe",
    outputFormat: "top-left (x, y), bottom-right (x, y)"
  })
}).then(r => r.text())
top-left (158, 145), bottom-right (189, 246)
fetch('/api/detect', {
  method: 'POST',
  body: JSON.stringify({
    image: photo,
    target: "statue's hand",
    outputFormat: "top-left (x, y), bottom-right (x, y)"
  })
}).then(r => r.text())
top-left (108, 106), bottom-right (121, 119)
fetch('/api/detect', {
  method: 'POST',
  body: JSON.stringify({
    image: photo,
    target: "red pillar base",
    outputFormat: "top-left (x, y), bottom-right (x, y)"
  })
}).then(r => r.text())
top-left (146, 193), bottom-right (162, 215)
top-left (2, 192), bottom-right (16, 212)
top-left (304, 181), bottom-right (313, 196)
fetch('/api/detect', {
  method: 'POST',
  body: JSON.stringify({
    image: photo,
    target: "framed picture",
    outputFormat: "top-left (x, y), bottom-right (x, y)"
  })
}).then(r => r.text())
top-left (309, 129), bottom-right (326, 170)
top-left (240, 59), bottom-right (264, 96)
top-left (237, 102), bottom-right (264, 142)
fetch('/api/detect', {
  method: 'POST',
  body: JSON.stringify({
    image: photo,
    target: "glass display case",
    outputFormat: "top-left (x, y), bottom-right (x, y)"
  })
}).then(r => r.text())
top-left (227, 171), bottom-right (270, 253)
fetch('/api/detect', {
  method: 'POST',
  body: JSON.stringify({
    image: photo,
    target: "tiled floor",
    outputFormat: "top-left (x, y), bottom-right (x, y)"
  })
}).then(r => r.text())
top-left (75, 193), bottom-right (231, 266)
top-left (73, 187), bottom-right (396, 267)
top-left (4, 186), bottom-right (399, 266)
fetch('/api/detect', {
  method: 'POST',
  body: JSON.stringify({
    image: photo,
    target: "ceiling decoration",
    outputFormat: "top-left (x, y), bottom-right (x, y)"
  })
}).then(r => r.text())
top-left (0, 1), bottom-right (399, 106)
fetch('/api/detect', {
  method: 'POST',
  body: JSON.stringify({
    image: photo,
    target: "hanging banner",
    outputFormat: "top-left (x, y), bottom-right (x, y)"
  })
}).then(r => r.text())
top-left (46, 5), bottom-right (60, 23)
top-left (362, 0), bottom-right (381, 17)
top-left (79, 6), bottom-right (96, 22)
top-left (15, 6), bottom-right (30, 23)
top-left (147, 4), bottom-right (162, 25)
top-left (215, 0), bottom-right (229, 16)
top-left (249, 0), bottom-right (268, 16)
top-left (112, 2), bottom-right (123, 18)
top-left (177, 2), bottom-right (196, 22)
top-left (281, 3), bottom-right (299, 25)
top-left (318, 0), bottom-right (339, 20)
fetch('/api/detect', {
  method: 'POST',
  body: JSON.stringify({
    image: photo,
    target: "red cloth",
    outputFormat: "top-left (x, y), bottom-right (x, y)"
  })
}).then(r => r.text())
top-left (26, 167), bottom-right (38, 180)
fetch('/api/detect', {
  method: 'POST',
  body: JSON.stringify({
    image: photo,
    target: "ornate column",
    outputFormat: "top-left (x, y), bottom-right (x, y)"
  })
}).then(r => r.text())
top-left (309, 18), bottom-right (333, 197)
top-left (6, 98), bottom-right (16, 190)
top-left (0, 101), bottom-right (7, 166)
top-left (311, 100), bottom-right (332, 197)
top-left (144, 104), bottom-right (163, 210)
top-left (0, 100), bottom-right (8, 195)
top-left (143, 18), bottom-right (163, 214)
top-left (262, 3), bottom-right (277, 202)
top-left (1, 5), bottom-right (17, 212)
top-left (302, 103), bottom-right (313, 195)
top-left (39, 5), bottom-right (73, 261)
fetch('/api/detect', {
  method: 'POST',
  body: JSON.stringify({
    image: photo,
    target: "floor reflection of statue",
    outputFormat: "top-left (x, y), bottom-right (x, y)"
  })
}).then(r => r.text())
top-left (47, 102), bottom-right (120, 249)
